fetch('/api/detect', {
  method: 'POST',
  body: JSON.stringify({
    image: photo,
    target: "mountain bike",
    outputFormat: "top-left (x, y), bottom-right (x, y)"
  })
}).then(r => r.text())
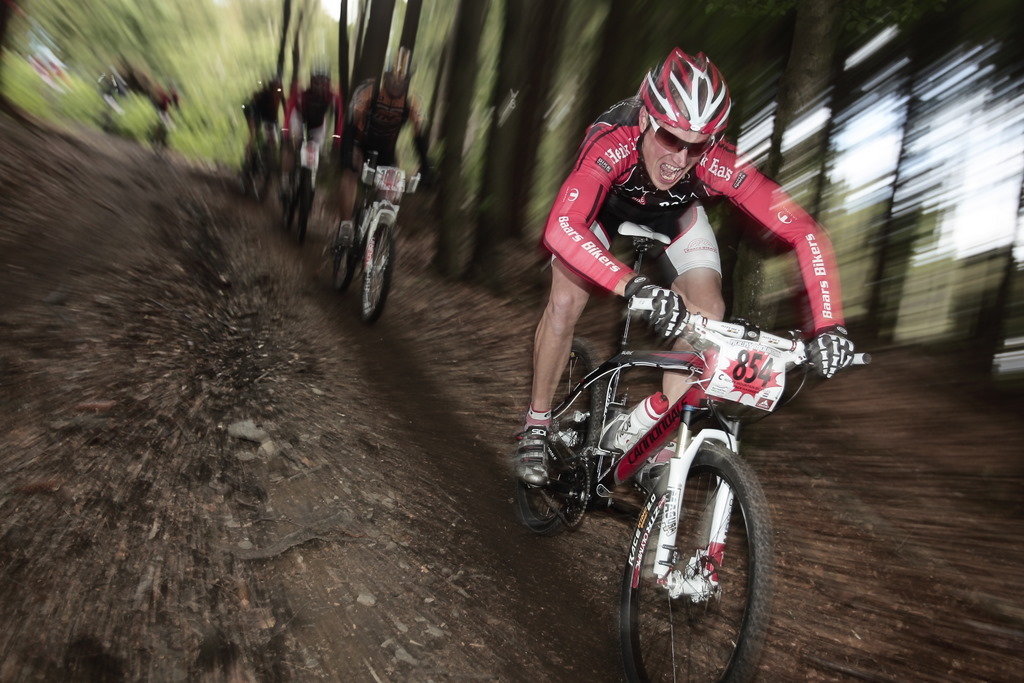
top-left (329, 151), bottom-right (420, 323)
top-left (281, 138), bottom-right (320, 245)
top-left (513, 222), bottom-right (869, 682)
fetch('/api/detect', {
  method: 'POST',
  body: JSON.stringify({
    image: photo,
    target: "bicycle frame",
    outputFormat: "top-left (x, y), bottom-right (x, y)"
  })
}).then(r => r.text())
top-left (550, 331), bottom-right (746, 587)
top-left (356, 159), bottom-right (417, 250)
top-left (299, 138), bottom-right (320, 178)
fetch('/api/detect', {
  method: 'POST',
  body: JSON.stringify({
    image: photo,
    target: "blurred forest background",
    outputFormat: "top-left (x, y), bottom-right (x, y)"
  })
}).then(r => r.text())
top-left (2, 0), bottom-right (1023, 386)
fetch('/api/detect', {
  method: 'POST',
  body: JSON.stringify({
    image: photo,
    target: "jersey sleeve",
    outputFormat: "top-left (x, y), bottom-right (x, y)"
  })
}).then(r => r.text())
top-left (541, 130), bottom-right (633, 292)
top-left (698, 144), bottom-right (846, 332)
top-left (542, 172), bottom-right (624, 291)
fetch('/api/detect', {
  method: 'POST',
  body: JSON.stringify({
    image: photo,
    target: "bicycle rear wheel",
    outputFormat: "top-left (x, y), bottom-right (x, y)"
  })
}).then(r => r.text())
top-left (359, 218), bottom-right (395, 323)
top-left (297, 168), bottom-right (313, 245)
top-left (620, 442), bottom-right (773, 682)
top-left (513, 337), bottom-right (602, 536)
top-left (282, 173), bottom-right (297, 231)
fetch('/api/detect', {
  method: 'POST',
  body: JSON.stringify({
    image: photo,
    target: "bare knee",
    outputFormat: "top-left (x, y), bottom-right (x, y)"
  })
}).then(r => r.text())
top-left (542, 284), bottom-right (588, 337)
top-left (688, 295), bottom-right (725, 321)
top-left (672, 269), bottom-right (725, 321)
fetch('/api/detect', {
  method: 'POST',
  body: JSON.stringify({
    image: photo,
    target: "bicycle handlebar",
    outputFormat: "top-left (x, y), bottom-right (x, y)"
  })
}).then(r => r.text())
top-left (627, 300), bottom-right (871, 367)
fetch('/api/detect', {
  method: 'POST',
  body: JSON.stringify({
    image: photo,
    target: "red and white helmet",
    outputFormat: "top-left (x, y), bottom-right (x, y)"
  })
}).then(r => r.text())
top-left (640, 48), bottom-right (731, 135)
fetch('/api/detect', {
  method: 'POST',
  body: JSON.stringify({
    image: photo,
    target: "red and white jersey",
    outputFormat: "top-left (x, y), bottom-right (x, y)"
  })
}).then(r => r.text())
top-left (543, 98), bottom-right (845, 333)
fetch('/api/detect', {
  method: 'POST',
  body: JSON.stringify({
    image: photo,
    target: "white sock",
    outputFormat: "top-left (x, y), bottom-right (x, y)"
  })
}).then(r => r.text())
top-left (525, 405), bottom-right (551, 427)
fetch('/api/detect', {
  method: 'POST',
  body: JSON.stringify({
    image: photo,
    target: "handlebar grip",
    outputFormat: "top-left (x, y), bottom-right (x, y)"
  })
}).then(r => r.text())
top-left (853, 353), bottom-right (871, 366)
top-left (627, 296), bottom-right (654, 312)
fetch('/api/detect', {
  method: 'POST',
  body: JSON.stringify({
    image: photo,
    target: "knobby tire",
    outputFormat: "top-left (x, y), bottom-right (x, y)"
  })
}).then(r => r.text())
top-left (297, 168), bottom-right (313, 245)
top-left (331, 229), bottom-right (356, 292)
top-left (619, 442), bottom-right (773, 682)
top-left (282, 176), bottom-right (297, 232)
top-left (359, 219), bottom-right (394, 323)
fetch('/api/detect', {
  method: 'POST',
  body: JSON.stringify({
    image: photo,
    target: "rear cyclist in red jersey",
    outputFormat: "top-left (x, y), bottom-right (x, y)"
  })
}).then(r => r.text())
top-left (515, 48), bottom-right (856, 486)
top-left (280, 68), bottom-right (343, 198)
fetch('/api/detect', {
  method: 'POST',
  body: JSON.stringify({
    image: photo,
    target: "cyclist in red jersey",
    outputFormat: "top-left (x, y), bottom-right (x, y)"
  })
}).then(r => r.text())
top-left (280, 67), bottom-right (343, 200)
top-left (515, 48), bottom-right (856, 486)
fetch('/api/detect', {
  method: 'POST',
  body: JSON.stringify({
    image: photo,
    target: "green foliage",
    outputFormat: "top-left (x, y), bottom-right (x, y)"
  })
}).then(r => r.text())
top-left (2, 0), bottom-right (340, 168)
top-left (2, 53), bottom-right (112, 128)
top-left (2, 55), bottom-right (53, 119)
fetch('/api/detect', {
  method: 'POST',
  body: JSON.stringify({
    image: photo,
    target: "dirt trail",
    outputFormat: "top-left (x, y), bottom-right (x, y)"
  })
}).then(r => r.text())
top-left (1, 116), bottom-right (1022, 682)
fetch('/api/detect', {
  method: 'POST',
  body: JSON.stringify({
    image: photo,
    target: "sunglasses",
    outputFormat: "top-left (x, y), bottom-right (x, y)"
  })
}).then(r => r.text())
top-left (648, 116), bottom-right (716, 156)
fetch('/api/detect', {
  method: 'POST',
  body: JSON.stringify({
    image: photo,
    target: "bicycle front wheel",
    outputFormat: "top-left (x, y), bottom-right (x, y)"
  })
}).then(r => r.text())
top-left (297, 168), bottom-right (313, 245)
top-left (360, 218), bottom-right (395, 323)
top-left (330, 222), bottom-right (357, 291)
top-left (282, 174), bottom-right (297, 232)
top-left (620, 442), bottom-right (773, 682)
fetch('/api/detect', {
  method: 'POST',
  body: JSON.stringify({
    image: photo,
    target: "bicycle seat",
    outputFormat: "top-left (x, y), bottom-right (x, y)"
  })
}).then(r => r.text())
top-left (618, 222), bottom-right (671, 246)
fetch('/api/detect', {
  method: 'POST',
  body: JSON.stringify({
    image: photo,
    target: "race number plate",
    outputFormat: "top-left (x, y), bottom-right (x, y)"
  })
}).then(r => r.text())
top-left (704, 339), bottom-right (786, 411)
top-left (376, 167), bottom-right (404, 192)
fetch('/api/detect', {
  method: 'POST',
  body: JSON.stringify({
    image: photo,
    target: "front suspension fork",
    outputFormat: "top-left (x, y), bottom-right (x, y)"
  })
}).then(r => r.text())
top-left (653, 408), bottom-right (737, 589)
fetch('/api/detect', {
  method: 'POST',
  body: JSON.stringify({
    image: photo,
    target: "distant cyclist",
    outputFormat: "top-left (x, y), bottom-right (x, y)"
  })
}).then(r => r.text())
top-left (337, 47), bottom-right (431, 233)
top-left (242, 75), bottom-right (284, 161)
top-left (280, 66), bottom-right (343, 202)
top-left (151, 83), bottom-right (180, 129)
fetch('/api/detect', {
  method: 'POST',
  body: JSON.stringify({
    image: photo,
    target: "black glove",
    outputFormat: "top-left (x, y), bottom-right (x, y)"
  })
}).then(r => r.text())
top-left (808, 324), bottom-right (855, 378)
top-left (624, 275), bottom-right (686, 339)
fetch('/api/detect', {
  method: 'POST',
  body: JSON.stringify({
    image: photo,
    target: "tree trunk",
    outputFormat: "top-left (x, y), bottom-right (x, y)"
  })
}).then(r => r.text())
top-left (579, 0), bottom-right (633, 129)
top-left (507, 0), bottom-right (568, 239)
top-left (432, 0), bottom-right (490, 279)
top-left (0, 0), bottom-right (9, 91)
top-left (289, 7), bottom-right (305, 90)
top-left (351, 0), bottom-right (394, 91)
top-left (863, 10), bottom-right (951, 342)
top-left (732, 0), bottom-right (843, 328)
top-left (276, 0), bottom-right (293, 80)
top-left (764, 0), bottom-right (842, 180)
top-left (338, 0), bottom-right (350, 99)
top-left (354, 0), bottom-right (369, 65)
top-left (0, 0), bottom-right (10, 58)
top-left (426, 40), bottom-right (449, 148)
top-left (470, 0), bottom-right (568, 290)
top-left (399, 0), bottom-right (422, 55)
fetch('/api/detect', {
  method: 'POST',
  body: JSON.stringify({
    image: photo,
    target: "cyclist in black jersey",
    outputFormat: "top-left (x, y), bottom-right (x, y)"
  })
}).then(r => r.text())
top-left (242, 76), bottom-right (284, 159)
top-left (337, 48), bottom-right (431, 232)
